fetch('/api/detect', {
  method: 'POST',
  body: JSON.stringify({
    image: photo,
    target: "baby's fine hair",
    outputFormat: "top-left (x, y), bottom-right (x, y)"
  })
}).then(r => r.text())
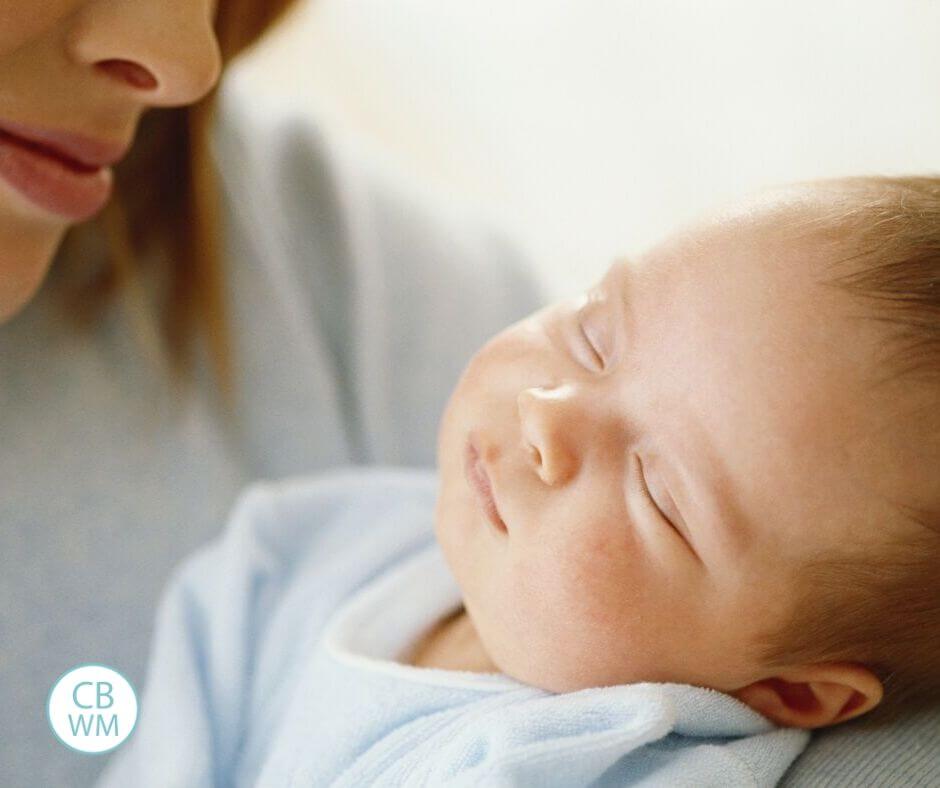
top-left (753, 175), bottom-right (940, 725)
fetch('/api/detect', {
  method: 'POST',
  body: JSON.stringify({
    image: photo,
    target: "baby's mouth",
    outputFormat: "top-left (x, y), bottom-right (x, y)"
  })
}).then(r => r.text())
top-left (464, 436), bottom-right (509, 534)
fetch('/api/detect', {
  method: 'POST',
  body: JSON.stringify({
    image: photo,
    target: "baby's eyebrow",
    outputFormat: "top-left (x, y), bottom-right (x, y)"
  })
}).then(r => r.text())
top-left (604, 259), bottom-right (637, 338)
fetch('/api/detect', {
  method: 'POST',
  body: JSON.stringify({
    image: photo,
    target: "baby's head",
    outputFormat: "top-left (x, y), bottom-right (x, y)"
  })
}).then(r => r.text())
top-left (434, 176), bottom-right (940, 730)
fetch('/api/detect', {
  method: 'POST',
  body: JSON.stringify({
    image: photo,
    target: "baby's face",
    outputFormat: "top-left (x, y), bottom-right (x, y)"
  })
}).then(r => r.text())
top-left (434, 192), bottom-right (918, 695)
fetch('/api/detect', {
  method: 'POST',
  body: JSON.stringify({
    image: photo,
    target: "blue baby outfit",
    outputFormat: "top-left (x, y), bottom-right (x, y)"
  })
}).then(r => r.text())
top-left (97, 467), bottom-right (807, 787)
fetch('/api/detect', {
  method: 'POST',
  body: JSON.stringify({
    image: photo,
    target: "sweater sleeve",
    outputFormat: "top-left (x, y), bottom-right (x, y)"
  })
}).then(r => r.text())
top-left (210, 80), bottom-right (546, 476)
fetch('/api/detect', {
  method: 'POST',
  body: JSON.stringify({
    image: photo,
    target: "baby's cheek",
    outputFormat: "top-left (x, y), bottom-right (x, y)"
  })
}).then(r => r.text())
top-left (498, 534), bottom-right (653, 690)
top-left (518, 526), bottom-right (644, 638)
top-left (579, 532), bottom-right (666, 647)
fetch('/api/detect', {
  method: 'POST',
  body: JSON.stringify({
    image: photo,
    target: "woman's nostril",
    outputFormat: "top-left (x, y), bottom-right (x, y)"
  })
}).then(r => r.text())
top-left (96, 59), bottom-right (159, 90)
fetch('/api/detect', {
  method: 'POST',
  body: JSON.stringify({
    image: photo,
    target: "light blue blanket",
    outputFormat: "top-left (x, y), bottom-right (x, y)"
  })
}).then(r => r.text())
top-left (97, 467), bottom-right (808, 787)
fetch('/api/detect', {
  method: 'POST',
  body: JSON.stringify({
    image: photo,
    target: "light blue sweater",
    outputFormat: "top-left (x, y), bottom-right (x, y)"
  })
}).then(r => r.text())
top-left (97, 468), bottom-right (808, 787)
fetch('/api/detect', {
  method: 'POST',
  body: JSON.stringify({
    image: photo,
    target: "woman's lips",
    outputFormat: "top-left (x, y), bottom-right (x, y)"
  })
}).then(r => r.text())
top-left (464, 437), bottom-right (509, 534)
top-left (0, 123), bottom-right (125, 221)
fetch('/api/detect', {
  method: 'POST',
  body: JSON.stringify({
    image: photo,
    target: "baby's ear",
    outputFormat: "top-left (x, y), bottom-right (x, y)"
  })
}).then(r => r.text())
top-left (729, 663), bottom-right (883, 729)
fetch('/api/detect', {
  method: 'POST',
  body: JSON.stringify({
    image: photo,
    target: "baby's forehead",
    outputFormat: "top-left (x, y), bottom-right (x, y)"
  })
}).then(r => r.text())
top-left (596, 205), bottom-right (916, 538)
top-left (642, 187), bottom-right (853, 261)
top-left (616, 217), bottom-right (834, 325)
top-left (654, 204), bottom-right (819, 260)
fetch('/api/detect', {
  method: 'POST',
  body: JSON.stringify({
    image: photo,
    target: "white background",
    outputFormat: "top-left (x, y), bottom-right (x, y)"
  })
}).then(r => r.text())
top-left (230, 0), bottom-right (940, 298)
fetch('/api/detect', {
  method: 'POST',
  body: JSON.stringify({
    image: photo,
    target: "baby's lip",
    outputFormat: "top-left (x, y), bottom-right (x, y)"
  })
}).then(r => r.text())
top-left (464, 435), bottom-right (509, 535)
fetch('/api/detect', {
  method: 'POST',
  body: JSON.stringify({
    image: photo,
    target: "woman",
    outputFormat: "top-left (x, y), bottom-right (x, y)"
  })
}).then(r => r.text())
top-left (0, 2), bottom-right (542, 785)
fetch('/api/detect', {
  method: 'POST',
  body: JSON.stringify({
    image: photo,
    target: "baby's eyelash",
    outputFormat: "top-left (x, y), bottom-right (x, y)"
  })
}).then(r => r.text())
top-left (636, 455), bottom-right (682, 539)
top-left (578, 318), bottom-right (605, 370)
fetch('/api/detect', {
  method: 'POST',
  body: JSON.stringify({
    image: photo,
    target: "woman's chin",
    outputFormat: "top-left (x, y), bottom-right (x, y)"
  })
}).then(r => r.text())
top-left (0, 206), bottom-right (66, 321)
top-left (0, 248), bottom-right (57, 321)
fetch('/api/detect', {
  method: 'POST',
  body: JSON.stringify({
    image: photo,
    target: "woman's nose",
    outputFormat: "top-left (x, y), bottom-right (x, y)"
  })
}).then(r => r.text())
top-left (66, 0), bottom-right (222, 107)
top-left (517, 383), bottom-right (582, 487)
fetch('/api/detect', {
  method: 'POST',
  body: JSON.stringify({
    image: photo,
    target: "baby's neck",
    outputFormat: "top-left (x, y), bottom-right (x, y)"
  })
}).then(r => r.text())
top-left (403, 605), bottom-right (500, 674)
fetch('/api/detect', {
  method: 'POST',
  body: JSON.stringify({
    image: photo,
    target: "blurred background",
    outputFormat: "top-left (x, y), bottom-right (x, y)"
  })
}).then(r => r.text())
top-left (230, 0), bottom-right (940, 297)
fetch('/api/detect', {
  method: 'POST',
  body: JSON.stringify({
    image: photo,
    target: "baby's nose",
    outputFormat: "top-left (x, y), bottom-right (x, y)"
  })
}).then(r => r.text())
top-left (517, 384), bottom-right (580, 486)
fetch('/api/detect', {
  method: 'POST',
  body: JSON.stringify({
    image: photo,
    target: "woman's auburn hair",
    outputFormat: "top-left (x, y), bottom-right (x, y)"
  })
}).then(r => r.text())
top-left (54, 0), bottom-right (303, 392)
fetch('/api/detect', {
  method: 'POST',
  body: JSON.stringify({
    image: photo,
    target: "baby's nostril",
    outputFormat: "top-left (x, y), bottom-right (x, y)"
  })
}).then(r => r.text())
top-left (96, 59), bottom-right (159, 90)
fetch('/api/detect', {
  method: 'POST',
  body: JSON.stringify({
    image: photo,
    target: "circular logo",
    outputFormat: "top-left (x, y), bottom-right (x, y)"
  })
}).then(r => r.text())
top-left (48, 664), bottom-right (138, 754)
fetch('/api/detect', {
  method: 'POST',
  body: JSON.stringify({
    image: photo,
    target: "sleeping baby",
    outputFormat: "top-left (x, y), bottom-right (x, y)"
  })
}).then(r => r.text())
top-left (98, 176), bottom-right (940, 787)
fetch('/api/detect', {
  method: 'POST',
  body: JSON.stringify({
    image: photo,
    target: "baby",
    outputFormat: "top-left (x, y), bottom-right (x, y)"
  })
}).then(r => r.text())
top-left (426, 174), bottom-right (940, 729)
top-left (99, 176), bottom-right (940, 786)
